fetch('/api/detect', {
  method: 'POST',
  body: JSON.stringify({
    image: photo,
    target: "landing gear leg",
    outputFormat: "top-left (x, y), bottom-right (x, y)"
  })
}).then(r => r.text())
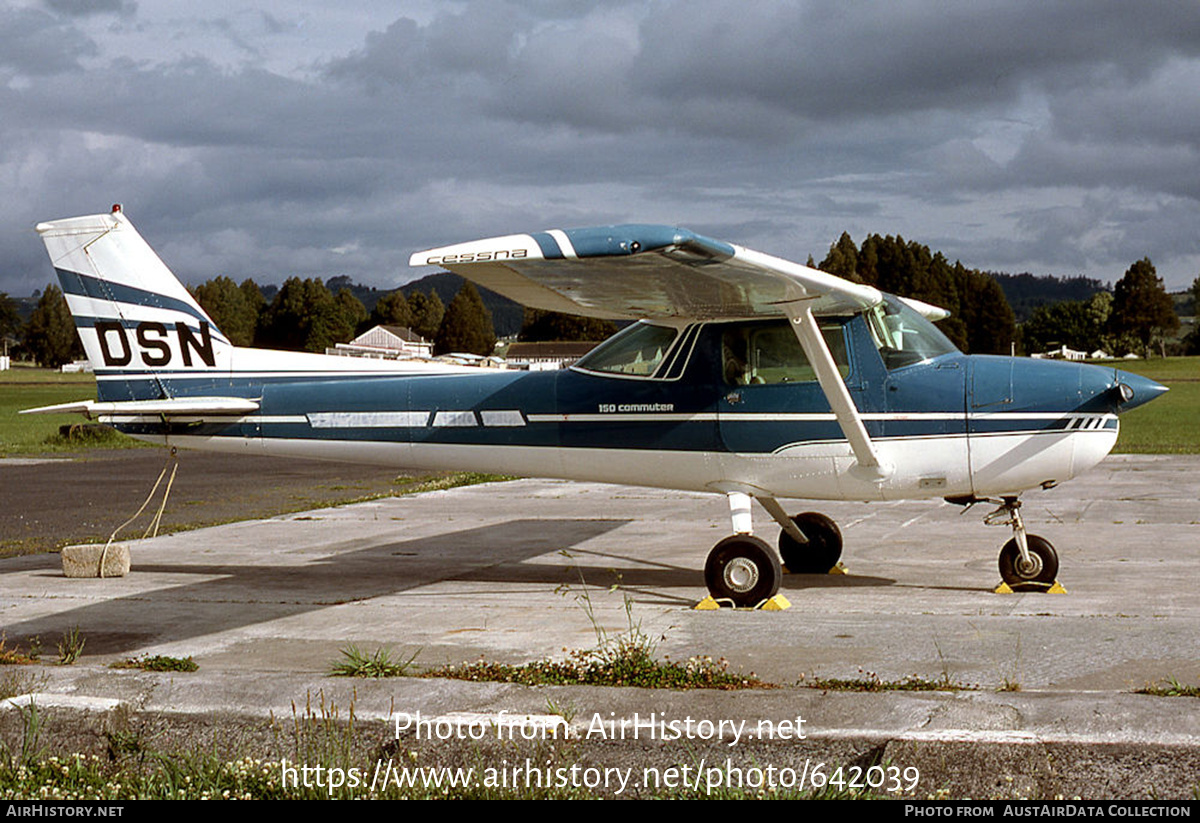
top-left (984, 496), bottom-right (1060, 589)
top-left (702, 493), bottom-right (782, 607)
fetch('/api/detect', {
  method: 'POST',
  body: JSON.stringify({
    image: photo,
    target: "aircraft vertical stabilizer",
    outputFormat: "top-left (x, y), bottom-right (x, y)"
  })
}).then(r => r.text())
top-left (35, 206), bottom-right (233, 384)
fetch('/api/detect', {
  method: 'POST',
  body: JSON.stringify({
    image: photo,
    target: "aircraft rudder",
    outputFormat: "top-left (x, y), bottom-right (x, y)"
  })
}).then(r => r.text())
top-left (35, 207), bottom-right (232, 375)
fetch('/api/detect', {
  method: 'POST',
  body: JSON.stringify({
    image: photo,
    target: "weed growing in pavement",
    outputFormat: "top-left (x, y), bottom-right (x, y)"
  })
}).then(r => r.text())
top-left (0, 669), bottom-right (48, 702)
top-left (1, 701), bottom-right (47, 770)
top-left (1135, 676), bottom-right (1200, 697)
top-left (110, 655), bottom-right (199, 673)
top-left (0, 635), bottom-right (37, 666)
top-left (424, 555), bottom-right (774, 690)
top-left (800, 667), bottom-right (975, 693)
top-left (55, 627), bottom-right (85, 665)
top-left (328, 645), bottom-right (420, 678)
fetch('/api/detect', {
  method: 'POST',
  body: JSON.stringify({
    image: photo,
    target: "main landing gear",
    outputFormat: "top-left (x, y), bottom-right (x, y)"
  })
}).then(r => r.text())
top-left (703, 493), bottom-right (844, 607)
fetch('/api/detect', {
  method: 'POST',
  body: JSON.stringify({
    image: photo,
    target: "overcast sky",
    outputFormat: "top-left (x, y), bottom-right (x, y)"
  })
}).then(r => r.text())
top-left (3, 0), bottom-right (1199, 298)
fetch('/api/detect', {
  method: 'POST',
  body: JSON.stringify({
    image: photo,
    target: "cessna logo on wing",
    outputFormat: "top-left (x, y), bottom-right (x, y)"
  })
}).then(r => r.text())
top-left (424, 248), bottom-right (529, 265)
top-left (95, 320), bottom-right (216, 368)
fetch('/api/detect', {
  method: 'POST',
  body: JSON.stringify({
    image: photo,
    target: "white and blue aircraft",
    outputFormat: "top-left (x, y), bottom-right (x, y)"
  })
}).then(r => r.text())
top-left (27, 207), bottom-right (1168, 606)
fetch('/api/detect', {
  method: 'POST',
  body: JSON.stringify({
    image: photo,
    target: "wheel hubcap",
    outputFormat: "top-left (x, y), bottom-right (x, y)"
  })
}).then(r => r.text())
top-left (1015, 554), bottom-right (1042, 578)
top-left (724, 557), bottom-right (759, 593)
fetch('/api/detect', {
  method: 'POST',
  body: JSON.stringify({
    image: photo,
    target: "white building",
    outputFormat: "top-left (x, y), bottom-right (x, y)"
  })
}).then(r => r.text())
top-left (326, 325), bottom-right (433, 360)
top-left (1032, 344), bottom-right (1087, 361)
top-left (504, 341), bottom-right (600, 370)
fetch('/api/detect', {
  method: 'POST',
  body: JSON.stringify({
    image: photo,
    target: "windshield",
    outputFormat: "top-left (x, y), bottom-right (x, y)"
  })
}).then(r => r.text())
top-left (866, 296), bottom-right (959, 370)
top-left (573, 321), bottom-right (678, 377)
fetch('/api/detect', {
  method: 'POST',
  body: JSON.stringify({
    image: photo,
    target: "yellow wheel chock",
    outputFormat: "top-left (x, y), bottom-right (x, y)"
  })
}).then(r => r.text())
top-left (993, 580), bottom-right (1067, 594)
top-left (694, 593), bottom-right (791, 611)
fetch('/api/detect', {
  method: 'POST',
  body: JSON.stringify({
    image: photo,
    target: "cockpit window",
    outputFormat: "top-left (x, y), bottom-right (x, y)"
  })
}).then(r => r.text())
top-left (573, 321), bottom-right (678, 377)
top-left (722, 321), bottom-right (849, 386)
top-left (866, 296), bottom-right (959, 370)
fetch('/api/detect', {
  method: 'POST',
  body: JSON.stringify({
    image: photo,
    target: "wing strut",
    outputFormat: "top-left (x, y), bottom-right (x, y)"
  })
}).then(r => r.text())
top-left (782, 302), bottom-right (893, 481)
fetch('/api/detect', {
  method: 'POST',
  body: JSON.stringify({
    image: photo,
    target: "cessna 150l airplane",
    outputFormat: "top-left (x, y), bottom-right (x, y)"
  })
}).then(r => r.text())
top-left (28, 207), bottom-right (1167, 606)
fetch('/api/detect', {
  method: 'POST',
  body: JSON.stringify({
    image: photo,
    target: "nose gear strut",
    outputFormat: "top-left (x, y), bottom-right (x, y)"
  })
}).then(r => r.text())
top-left (947, 494), bottom-right (1065, 592)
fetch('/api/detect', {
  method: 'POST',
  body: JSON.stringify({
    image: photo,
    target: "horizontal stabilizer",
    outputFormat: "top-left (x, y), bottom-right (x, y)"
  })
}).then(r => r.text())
top-left (21, 396), bottom-right (260, 419)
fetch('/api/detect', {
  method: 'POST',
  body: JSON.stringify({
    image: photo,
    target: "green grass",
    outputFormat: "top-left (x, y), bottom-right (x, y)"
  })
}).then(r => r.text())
top-left (110, 655), bottom-right (199, 673)
top-left (1106, 356), bottom-right (1200, 454)
top-left (800, 668), bottom-right (974, 693)
top-left (55, 627), bottom-right (85, 665)
top-left (328, 645), bottom-right (419, 678)
top-left (1134, 677), bottom-right (1200, 697)
top-left (423, 648), bottom-right (774, 690)
top-left (0, 366), bottom-right (95, 386)
top-left (0, 367), bottom-right (142, 455)
top-left (391, 472), bottom-right (516, 494)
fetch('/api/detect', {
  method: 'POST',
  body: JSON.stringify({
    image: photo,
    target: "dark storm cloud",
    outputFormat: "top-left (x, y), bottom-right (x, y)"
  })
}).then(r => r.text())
top-left (43, 0), bottom-right (136, 18)
top-left (0, 6), bottom-right (98, 75)
top-left (631, 1), bottom-right (1200, 120)
top-left (5, 0), bottom-right (1200, 297)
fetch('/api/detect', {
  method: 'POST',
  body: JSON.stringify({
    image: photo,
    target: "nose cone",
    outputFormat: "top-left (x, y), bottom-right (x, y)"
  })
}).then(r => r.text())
top-left (1112, 369), bottom-right (1169, 412)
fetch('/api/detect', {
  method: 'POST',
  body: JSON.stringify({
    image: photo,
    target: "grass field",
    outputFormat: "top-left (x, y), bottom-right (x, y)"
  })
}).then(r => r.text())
top-left (2, 358), bottom-right (1197, 456)
top-left (0, 366), bottom-right (142, 456)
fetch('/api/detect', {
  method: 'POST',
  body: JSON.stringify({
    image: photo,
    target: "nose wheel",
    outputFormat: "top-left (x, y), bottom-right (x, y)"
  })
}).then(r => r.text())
top-left (971, 495), bottom-right (1063, 591)
top-left (998, 535), bottom-right (1058, 586)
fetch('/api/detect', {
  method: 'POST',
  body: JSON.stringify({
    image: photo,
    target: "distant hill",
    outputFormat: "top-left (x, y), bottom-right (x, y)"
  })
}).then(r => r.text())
top-left (400, 271), bottom-right (524, 337)
top-left (319, 273), bottom-right (523, 337)
top-left (990, 273), bottom-right (1108, 322)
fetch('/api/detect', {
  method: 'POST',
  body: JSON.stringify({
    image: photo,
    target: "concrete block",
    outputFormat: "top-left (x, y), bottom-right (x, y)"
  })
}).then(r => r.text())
top-left (61, 543), bottom-right (130, 578)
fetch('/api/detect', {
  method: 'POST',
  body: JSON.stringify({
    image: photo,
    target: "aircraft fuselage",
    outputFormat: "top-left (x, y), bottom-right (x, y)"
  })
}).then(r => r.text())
top-left (98, 312), bottom-right (1151, 503)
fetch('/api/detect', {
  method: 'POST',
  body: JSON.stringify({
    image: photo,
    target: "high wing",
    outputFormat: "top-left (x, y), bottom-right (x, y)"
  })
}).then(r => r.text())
top-left (412, 224), bottom-right (895, 478)
top-left (410, 225), bottom-right (883, 320)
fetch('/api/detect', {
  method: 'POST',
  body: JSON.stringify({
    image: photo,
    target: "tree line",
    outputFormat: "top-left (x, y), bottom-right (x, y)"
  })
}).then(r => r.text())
top-left (192, 275), bottom-right (504, 359)
top-left (816, 233), bottom-right (1194, 358)
top-left (1, 276), bottom-right (501, 368)
top-left (817, 232), bottom-right (1017, 354)
top-left (1013, 259), bottom-right (1194, 357)
top-left (5, 234), bottom-right (1196, 368)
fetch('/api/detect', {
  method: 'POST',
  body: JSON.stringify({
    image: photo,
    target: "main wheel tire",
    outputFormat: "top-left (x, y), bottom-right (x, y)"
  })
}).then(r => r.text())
top-left (778, 512), bottom-right (843, 574)
top-left (704, 535), bottom-right (782, 607)
top-left (998, 535), bottom-right (1059, 586)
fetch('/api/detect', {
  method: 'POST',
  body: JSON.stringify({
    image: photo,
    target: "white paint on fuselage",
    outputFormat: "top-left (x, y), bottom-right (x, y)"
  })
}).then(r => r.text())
top-left (153, 426), bottom-right (1118, 503)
